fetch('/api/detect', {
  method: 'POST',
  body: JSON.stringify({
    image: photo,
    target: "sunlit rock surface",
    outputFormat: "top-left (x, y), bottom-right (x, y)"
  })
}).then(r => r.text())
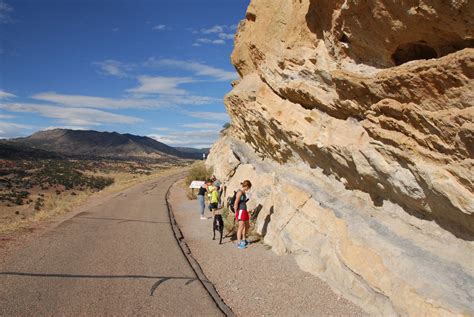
top-left (207, 0), bottom-right (474, 315)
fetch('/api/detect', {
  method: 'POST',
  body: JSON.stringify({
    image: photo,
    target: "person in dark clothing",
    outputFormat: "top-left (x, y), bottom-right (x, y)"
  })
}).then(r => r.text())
top-left (197, 179), bottom-right (212, 220)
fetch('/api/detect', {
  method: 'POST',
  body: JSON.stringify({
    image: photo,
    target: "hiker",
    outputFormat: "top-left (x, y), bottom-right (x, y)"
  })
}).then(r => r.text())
top-left (197, 179), bottom-right (212, 220)
top-left (208, 184), bottom-right (220, 213)
top-left (234, 180), bottom-right (252, 249)
top-left (211, 175), bottom-right (223, 208)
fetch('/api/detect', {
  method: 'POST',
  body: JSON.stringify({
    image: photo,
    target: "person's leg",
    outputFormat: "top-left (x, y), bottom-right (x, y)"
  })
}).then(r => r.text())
top-left (198, 195), bottom-right (205, 216)
top-left (243, 220), bottom-right (249, 241)
top-left (237, 220), bottom-right (243, 242)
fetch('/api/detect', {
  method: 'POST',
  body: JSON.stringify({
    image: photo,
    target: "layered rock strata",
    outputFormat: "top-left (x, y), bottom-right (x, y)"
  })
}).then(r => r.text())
top-left (207, 0), bottom-right (473, 315)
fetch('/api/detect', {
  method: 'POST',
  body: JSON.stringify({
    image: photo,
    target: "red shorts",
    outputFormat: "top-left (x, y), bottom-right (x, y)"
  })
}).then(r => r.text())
top-left (236, 209), bottom-right (250, 221)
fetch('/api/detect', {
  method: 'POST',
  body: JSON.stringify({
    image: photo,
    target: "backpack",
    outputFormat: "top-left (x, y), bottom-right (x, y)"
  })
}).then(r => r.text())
top-left (227, 190), bottom-right (249, 213)
top-left (227, 191), bottom-right (237, 213)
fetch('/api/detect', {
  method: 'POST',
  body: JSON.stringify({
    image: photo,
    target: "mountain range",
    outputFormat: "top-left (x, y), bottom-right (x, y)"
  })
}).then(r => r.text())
top-left (3, 129), bottom-right (208, 160)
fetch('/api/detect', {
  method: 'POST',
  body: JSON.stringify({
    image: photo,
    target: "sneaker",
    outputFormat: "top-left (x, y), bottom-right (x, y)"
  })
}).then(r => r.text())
top-left (200, 216), bottom-right (207, 220)
top-left (243, 240), bottom-right (249, 246)
top-left (237, 241), bottom-right (247, 249)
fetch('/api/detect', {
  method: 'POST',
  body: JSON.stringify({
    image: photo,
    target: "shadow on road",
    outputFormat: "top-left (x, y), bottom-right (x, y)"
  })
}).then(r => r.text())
top-left (0, 271), bottom-right (209, 296)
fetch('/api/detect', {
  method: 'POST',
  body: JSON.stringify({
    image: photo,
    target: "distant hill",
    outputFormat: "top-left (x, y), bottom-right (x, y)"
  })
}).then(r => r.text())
top-left (0, 142), bottom-right (63, 160)
top-left (175, 147), bottom-right (210, 158)
top-left (8, 129), bottom-right (208, 160)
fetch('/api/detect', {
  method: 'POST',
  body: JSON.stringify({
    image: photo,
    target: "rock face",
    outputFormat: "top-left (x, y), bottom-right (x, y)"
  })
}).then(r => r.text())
top-left (207, 0), bottom-right (474, 315)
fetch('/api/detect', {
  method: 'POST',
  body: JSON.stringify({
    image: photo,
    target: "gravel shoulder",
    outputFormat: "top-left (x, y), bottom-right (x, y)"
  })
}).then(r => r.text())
top-left (169, 179), bottom-right (366, 316)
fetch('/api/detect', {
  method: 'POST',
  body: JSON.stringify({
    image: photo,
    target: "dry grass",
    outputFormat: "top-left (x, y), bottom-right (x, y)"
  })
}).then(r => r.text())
top-left (220, 207), bottom-right (261, 242)
top-left (0, 165), bottom-right (184, 234)
top-left (183, 161), bottom-right (213, 201)
top-left (185, 161), bottom-right (212, 187)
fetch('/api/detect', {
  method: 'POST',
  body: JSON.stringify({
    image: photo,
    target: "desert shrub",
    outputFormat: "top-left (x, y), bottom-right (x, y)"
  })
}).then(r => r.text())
top-left (18, 191), bottom-right (30, 198)
top-left (222, 207), bottom-right (236, 233)
top-left (34, 197), bottom-right (44, 211)
top-left (185, 161), bottom-right (212, 186)
top-left (220, 122), bottom-right (231, 134)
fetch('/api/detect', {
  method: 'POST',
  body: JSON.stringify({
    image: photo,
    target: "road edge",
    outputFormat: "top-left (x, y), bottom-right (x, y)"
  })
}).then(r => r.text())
top-left (165, 179), bottom-right (235, 317)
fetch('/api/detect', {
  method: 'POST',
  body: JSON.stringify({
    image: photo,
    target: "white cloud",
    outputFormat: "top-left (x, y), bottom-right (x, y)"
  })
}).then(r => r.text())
top-left (127, 76), bottom-right (195, 95)
top-left (152, 24), bottom-right (166, 31)
top-left (190, 25), bottom-right (235, 46)
top-left (152, 127), bottom-right (170, 131)
top-left (1, 103), bottom-right (143, 126)
top-left (94, 59), bottom-right (133, 78)
top-left (200, 25), bottom-right (225, 34)
top-left (218, 33), bottom-right (234, 40)
top-left (144, 58), bottom-right (237, 81)
top-left (182, 122), bottom-right (222, 129)
top-left (0, 90), bottom-right (16, 99)
top-left (163, 95), bottom-right (218, 105)
top-left (186, 111), bottom-right (229, 121)
top-left (0, 1), bottom-right (13, 24)
top-left (0, 121), bottom-right (33, 138)
top-left (32, 92), bottom-right (162, 109)
top-left (148, 129), bottom-right (219, 148)
top-left (0, 114), bottom-right (14, 119)
top-left (32, 91), bottom-right (216, 109)
top-left (112, 28), bottom-right (119, 32)
top-left (44, 126), bottom-right (88, 131)
top-left (196, 38), bottom-right (225, 45)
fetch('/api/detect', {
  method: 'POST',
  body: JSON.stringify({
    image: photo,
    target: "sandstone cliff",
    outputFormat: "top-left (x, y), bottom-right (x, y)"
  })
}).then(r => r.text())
top-left (207, 1), bottom-right (474, 315)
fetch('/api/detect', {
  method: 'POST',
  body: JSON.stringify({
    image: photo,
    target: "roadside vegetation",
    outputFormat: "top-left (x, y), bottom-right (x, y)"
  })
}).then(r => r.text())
top-left (185, 161), bottom-right (213, 200)
top-left (220, 206), bottom-right (262, 243)
top-left (0, 158), bottom-right (189, 233)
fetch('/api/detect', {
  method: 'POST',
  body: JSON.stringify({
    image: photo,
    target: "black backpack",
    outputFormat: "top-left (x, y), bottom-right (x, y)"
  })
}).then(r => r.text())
top-left (227, 190), bottom-right (249, 213)
top-left (227, 191), bottom-right (237, 213)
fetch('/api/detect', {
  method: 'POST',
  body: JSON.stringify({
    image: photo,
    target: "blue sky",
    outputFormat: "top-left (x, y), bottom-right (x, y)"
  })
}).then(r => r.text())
top-left (0, 0), bottom-right (249, 148)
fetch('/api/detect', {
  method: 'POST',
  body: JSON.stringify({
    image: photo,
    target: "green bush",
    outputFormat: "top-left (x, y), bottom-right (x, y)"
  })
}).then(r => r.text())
top-left (185, 161), bottom-right (212, 186)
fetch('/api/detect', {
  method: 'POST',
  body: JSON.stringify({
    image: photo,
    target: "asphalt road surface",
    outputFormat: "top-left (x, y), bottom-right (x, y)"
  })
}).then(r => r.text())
top-left (0, 171), bottom-right (223, 316)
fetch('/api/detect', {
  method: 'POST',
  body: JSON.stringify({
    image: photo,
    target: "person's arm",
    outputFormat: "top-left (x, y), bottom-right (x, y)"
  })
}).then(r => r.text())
top-left (234, 190), bottom-right (242, 212)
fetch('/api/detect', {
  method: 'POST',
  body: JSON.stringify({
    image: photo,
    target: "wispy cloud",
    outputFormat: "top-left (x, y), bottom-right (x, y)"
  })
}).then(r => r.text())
top-left (196, 38), bottom-right (225, 45)
top-left (144, 58), bottom-right (237, 81)
top-left (127, 76), bottom-right (195, 95)
top-left (0, 1), bottom-right (13, 24)
top-left (186, 111), bottom-right (228, 121)
top-left (0, 121), bottom-right (33, 138)
top-left (152, 24), bottom-right (166, 31)
top-left (112, 28), bottom-right (119, 32)
top-left (218, 33), bottom-right (234, 40)
top-left (1, 103), bottom-right (143, 126)
top-left (94, 57), bottom-right (236, 82)
top-left (148, 129), bottom-right (219, 148)
top-left (190, 24), bottom-right (235, 47)
top-left (32, 92), bottom-right (161, 109)
top-left (44, 126), bottom-right (88, 131)
top-left (0, 90), bottom-right (16, 99)
top-left (32, 91), bottom-right (216, 109)
top-left (200, 25), bottom-right (225, 34)
top-left (94, 59), bottom-right (134, 78)
top-left (182, 122), bottom-right (222, 129)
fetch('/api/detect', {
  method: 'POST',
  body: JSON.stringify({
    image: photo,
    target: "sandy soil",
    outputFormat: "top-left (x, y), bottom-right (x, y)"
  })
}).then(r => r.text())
top-left (169, 179), bottom-right (367, 316)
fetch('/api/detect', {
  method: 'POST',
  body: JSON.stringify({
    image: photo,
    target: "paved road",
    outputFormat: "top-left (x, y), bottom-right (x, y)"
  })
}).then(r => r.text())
top-left (0, 171), bottom-right (222, 316)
